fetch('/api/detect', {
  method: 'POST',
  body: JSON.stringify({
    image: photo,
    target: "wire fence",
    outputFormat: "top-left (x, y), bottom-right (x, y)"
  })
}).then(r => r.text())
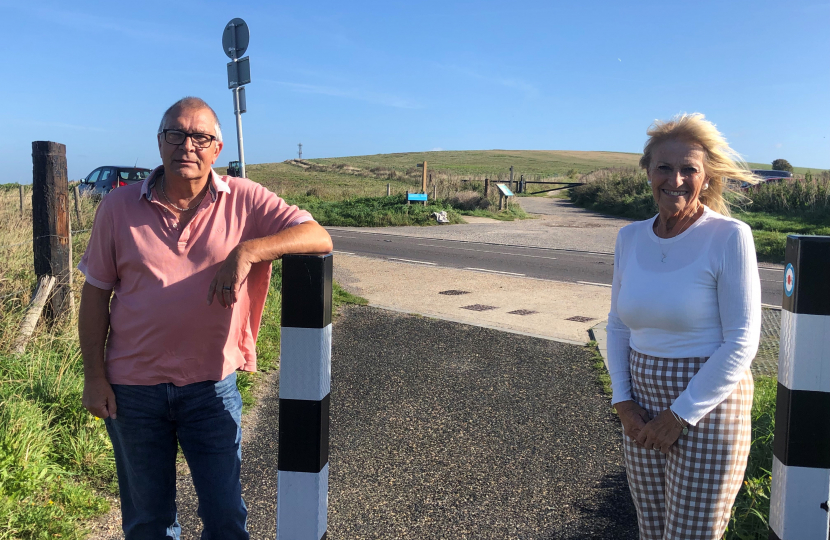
top-left (0, 229), bottom-right (92, 251)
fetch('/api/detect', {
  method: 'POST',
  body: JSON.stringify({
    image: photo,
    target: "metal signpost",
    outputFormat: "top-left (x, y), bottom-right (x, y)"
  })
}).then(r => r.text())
top-left (222, 18), bottom-right (251, 179)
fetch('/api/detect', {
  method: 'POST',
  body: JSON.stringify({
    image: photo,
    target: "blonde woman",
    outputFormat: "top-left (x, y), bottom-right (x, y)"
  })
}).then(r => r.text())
top-left (607, 113), bottom-right (761, 539)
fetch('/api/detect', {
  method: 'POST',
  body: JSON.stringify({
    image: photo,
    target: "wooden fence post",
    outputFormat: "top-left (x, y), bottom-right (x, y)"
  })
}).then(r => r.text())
top-left (19, 185), bottom-right (24, 215)
top-left (484, 178), bottom-right (489, 197)
top-left (73, 185), bottom-right (82, 228)
top-left (32, 141), bottom-right (72, 320)
top-left (387, 183), bottom-right (391, 196)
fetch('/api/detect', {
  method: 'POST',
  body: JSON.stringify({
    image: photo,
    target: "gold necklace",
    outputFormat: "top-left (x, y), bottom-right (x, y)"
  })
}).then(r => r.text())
top-left (160, 176), bottom-right (208, 212)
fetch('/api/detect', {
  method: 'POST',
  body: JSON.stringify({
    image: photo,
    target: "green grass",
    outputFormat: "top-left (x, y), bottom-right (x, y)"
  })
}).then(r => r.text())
top-left (586, 340), bottom-right (612, 396)
top-left (732, 211), bottom-right (830, 263)
top-left (307, 150), bottom-right (644, 177)
top-left (284, 194), bottom-right (466, 227)
top-left (725, 376), bottom-right (776, 539)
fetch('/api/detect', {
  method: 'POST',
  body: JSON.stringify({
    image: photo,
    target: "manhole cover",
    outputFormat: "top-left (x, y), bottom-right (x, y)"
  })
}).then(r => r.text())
top-left (566, 316), bottom-right (595, 322)
top-left (508, 309), bottom-right (537, 316)
top-left (439, 290), bottom-right (470, 296)
top-left (461, 304), bottom-right (498, 312)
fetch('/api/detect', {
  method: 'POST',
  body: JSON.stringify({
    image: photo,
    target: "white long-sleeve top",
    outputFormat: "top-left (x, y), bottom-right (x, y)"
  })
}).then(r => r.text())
top-left (606, 206), bottom-right (762, 425)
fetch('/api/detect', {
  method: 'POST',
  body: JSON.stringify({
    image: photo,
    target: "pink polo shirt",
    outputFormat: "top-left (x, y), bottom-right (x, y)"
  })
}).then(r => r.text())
top-left (78, 167), bottom-right (314, 386)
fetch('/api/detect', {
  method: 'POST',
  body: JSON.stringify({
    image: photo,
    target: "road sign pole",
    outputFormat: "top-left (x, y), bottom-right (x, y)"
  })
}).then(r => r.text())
top-left (233, 85), bottom-right (246, 179)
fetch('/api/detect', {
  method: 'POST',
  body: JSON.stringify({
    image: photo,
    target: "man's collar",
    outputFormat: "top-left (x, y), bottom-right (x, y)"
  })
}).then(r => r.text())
top-left (140, 166), bottom-right (231, 202)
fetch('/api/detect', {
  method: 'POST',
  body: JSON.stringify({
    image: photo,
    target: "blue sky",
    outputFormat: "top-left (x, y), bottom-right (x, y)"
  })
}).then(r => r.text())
top-left (1, 0), bottom-right (828, 182)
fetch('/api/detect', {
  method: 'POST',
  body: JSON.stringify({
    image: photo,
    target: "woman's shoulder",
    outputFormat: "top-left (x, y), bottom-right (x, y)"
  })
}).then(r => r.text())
top-left (617, 216), bottom-right (656, 243)
top-left (699, 207), bottom-right (752, 238)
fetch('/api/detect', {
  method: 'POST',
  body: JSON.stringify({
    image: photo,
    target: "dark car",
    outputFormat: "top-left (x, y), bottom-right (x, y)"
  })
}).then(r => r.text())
top-left (739, 169), bottom-right (794, 190)
top-left (751, 169), bottom-right (793, 184)
top-left (78, 166), bottom-right (153, 196)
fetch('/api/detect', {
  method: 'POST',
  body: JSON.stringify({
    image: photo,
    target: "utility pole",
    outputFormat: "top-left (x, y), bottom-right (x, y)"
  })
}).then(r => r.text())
top-left (298, 143), bottom-right (303, 160)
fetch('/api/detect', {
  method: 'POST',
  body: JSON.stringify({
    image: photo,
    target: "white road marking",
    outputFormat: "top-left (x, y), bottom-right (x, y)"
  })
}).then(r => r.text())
top-left (465, 268), bottom-right (525, 276)
top-left (388, 258), bottom-right (436, 266)
top-left (329, 235), bottom-right (357, 239)
top-left (416, 243), bottom-right (557, 260)
top-left (577, 281), bottom-right (612, 288)
top-left (334, 250), bottom-right (355, 255)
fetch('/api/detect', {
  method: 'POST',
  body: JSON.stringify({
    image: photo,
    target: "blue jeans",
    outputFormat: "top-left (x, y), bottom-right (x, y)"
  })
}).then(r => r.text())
top-left (105, 372), bottom-right (249, 539)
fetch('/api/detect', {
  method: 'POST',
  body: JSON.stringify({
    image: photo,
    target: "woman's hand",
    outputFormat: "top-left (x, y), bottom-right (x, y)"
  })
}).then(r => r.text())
top-left (636, 409), bottom-right (684, 453)
top-left (615, 400), bottom-right (650, 440)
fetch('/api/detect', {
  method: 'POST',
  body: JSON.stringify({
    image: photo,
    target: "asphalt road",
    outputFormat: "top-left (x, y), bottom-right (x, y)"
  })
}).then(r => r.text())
top-left (173, 306), bottom-right (639, 539)
top-left (328, 228), bottom-right (786, 307)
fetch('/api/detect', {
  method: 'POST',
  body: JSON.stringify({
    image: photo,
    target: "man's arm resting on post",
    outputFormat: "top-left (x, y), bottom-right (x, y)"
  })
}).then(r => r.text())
top-left (208, 221), bottom-right (333, 307)
top-left (79, 282), bottom-right (117, 419)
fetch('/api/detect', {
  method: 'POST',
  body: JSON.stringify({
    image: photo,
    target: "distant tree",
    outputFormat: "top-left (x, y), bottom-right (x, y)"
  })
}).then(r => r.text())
top-left (772, 159), bottom-right (793, 173)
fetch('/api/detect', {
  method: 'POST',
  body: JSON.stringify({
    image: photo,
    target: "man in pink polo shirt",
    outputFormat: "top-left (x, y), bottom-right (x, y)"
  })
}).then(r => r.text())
top-left (78, 97), bottom-right (332, 539)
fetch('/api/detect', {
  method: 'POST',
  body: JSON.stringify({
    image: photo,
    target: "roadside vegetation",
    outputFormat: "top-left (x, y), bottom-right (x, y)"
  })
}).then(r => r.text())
top-left (228, 160), bottom-right (529, 225)
top-left (0, 187), bottom-right (364, 537)
top-left (568, 167), bottom-right (830, 263)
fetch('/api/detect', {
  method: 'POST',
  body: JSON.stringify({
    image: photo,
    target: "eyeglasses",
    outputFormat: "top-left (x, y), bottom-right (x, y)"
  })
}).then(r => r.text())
top-left (161, 129), bottom-right (217, 149)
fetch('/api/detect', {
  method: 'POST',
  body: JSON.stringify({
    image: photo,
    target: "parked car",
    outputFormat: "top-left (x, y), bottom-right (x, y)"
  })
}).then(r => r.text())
top-left (78, 166), bottom-right (152, 196)
top-left (752, 169), bottom-right (793, 184)
top-left (740, 169), bottom-right (794, 190)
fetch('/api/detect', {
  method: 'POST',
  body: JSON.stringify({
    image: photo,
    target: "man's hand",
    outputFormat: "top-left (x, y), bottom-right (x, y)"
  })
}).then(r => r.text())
top-left (83, 376), bottom-right (117, 420)
top-left (635, 409), bottom-right (684, 453)
top-left (208, 246), bottom-right (253, 308)
top-left (615, 400), bottom-right (650, 441)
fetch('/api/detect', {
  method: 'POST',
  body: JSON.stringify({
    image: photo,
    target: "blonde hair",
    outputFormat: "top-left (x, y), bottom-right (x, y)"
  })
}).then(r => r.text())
top-left (639, 113), bottom-right (757, 216)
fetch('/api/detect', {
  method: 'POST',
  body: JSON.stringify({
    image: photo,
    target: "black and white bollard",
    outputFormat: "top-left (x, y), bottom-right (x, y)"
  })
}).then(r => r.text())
top-left (769, 236), bottom-right (830, 540)
top-left (277, 253), bottom-right (332, 540)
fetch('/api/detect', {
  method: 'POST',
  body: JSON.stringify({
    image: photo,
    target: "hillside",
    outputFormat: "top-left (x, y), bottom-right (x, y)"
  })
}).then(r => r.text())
top-left (216, 150), bottom-right (823, 200)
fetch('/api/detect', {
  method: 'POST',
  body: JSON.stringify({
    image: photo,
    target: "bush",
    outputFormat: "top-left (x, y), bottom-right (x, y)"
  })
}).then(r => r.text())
top-left (448, 190), bottom-right (490, 211)
top-left (569, 168), bottom-right (657, 220)
top-left (744, 174), bottom-right (830, 218)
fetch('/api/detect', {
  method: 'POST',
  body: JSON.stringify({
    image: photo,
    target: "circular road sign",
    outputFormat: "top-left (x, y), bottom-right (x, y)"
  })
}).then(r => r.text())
top-left (784, 263), bottom-right (795, 297)
top-left (222, 18), bottom-right (249, 59)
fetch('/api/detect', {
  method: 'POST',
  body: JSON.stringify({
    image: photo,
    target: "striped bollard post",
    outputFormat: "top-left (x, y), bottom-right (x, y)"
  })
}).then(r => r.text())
top-left (277, 253), bottom-right (332, 540)
top-left (769, 235), bottom-right (830, 540)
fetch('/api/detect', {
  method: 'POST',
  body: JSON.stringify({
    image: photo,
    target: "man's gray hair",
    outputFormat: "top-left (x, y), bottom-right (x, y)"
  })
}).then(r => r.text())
top-left (158, 97), bottom-right (223, 142)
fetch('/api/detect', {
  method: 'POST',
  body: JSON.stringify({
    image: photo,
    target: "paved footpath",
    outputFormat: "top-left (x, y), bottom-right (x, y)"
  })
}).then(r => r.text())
top-left (168, 306), bottom-right (638, 539)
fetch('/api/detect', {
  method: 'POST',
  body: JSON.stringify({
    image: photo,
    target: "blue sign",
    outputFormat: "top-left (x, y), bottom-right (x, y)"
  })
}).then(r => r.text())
top-left (496, 183), bottom-right (514, 197)
top-left (407, 193), bottom-right (428, 201)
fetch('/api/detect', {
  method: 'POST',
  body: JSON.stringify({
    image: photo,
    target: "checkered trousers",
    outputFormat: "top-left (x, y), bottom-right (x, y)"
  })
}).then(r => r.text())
top-left (622, 350), bottom-right (753, 540)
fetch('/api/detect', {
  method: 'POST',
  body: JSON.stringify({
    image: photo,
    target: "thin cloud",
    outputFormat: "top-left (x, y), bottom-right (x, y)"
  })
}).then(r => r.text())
top-left (264, 80), bottom-right (422, 109)
top-left (434, 64), bottom-right (540, 99)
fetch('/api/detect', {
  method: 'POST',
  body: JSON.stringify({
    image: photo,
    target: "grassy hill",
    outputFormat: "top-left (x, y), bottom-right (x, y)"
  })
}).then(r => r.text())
top-left (217, 151), bottom-right (823, 200)
top-left (308, 150), bottom-right (643, 176)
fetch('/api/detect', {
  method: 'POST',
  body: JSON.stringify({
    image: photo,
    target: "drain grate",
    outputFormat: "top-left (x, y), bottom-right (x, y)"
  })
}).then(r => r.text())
top-left (508, 309), bottom-right (537, 316)
top-left (439, 290), bottom-right (471, 296)
top-left (565, 316), bottom-right (595, 323)
top-left (461, 304), bottom-right (498, 312)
